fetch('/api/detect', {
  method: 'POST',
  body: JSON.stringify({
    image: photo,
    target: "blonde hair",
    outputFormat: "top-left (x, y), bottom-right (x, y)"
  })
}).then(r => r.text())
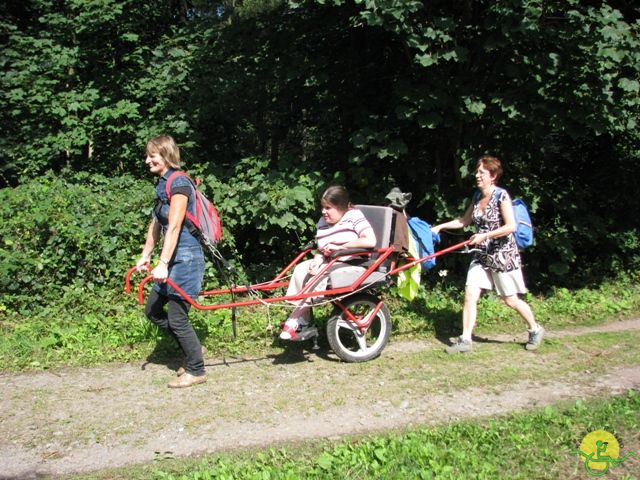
top-left (146, 135), bottom-right (181, 169)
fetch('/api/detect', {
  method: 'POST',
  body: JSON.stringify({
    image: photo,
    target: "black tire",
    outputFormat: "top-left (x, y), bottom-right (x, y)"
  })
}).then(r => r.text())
top-left (326, 293), bottom-right (392, 362)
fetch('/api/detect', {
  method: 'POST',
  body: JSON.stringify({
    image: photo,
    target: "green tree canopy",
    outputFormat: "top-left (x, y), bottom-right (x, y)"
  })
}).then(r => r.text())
top-left (1, 0), bottom-right (639, 289)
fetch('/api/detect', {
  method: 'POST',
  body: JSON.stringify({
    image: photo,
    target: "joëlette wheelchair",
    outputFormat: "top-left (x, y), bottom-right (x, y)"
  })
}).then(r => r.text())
top-left (125, 205), bottom-right (470, 362)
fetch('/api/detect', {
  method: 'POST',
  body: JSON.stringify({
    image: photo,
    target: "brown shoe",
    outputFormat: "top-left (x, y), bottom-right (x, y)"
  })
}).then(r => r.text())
top-left (167, 373), bottom-right (208, 388)
top-left (177, 345), bottom-right (207, 377)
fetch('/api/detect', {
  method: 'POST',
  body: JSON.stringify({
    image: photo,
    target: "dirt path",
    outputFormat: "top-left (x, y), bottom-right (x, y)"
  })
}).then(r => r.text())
top-left (2, 319), bottom-right (640, 479)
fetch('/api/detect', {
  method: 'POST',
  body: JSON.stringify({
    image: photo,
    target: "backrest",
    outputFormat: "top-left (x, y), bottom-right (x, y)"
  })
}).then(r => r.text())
top-left (356, 204), bottom-right (408, 253)
top-left (327, 205), bottom-right (397, 289)
top-left (356, 205), bottom-right (394, 250)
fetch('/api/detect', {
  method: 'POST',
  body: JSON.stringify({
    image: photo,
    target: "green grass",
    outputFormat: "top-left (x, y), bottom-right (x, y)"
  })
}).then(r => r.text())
top-left (392, 272), bottom-right (640, 339)
top-left (335, 330), bottom-right (640, 400)
top-left (1, 274), bottom-right (639, 372)
top-left (65, 390), bottom-right (640, 480)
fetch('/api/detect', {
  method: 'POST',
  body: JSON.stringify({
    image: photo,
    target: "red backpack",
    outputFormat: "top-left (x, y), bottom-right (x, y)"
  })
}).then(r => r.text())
top-left (165, 171), bottom-right (222, 248)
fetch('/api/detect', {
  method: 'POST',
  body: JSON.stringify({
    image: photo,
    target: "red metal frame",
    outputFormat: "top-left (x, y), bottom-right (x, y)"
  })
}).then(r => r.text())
top-left (124, 239), bottom-right (471, 312)
top-left (333, 298), bottom-right (385, 333)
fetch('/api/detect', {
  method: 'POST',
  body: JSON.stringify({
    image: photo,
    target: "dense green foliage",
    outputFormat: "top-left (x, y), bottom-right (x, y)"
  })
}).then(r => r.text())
top-left (1, 1), bottom-right (639, 317)
top-left (0, 168), bottom-right (323, 314)
top-left (76, 391), bottom-right (640, 479)
top-left (0, 173), bottom-right (149, 310)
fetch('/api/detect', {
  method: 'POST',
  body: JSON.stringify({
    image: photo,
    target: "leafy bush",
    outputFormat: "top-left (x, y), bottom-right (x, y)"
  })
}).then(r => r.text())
top-left (1, 169), bottom-right (639, 371)
top-left (0, 165), bottom-right (324, 312)
top-left (3, 0), bottom-right (640, 289)
top-left (0, 171), bottom-right (151, 314)
top-left (204, 156), bottom-right (325, 280)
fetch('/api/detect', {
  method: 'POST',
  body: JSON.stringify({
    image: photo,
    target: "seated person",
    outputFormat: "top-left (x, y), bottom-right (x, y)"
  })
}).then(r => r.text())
top-left (280, 185), bottom-right (377, 340)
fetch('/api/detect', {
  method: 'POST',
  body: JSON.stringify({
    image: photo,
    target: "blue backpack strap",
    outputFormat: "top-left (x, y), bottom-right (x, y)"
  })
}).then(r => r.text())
top-left (474, 187), bottom-right (506, 203)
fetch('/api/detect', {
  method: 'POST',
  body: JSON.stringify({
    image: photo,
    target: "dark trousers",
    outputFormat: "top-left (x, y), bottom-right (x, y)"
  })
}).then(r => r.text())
top-left (145, 289), bottom-right (205, 376)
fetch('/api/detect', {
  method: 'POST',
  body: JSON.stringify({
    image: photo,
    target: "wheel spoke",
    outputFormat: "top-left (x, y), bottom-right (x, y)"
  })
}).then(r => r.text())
top-left (336, 318), bottom-right (357, 331)
top-left (354, 330), bottom-right (368, 351)
top-left (339, 310), bottom-right (373, 352)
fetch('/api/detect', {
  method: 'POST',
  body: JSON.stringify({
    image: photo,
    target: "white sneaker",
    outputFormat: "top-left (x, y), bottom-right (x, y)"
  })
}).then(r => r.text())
top-left (525, 326), bottom-right (545, 351)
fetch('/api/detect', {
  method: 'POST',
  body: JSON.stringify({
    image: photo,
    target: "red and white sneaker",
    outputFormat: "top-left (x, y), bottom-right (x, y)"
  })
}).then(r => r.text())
top-left (279, 318), bottom-right (309, 340)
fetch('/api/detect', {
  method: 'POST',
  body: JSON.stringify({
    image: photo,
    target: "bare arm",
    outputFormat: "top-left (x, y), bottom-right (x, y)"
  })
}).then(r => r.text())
top-left (322, 227), bottom-right (377, 252)
top-left (152, 193), bottom-right (188, 280)
top-left (345, 227), bottom-right (377, 249)
top-left (431, 204), bottom-right (473, 235)
top-left (311, 226), bottom-right (377, 274)
top-left (136, 220), bottom-right (161, 271)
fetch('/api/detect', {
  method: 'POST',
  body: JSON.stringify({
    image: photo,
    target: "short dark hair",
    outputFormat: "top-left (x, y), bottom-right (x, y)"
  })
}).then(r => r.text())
top-left (477, 155), bottom-right (503, 181)
top-left (321, 185), bottom-right (351, 211)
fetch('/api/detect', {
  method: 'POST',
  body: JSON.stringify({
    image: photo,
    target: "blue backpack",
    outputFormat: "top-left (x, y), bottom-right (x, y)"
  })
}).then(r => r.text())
top-left (511, 197), bottom-right (534, 249)
top-left (473, 188), bottom-right (534, 250)
top-left (407, 217), bottom-right (441, 269)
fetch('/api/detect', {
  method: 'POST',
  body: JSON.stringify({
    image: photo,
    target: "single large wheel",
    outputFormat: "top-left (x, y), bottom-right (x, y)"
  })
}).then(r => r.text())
top-left (326, 293), bottom-right (392, 362)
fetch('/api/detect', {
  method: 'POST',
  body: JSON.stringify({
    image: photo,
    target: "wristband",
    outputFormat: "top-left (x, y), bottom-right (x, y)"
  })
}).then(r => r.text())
top-left (159, 258), bottom-right (170, 265)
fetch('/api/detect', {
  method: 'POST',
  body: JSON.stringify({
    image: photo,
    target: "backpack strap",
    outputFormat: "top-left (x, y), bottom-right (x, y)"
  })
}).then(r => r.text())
top-left (163, 170), bottom-right (200, 229)
top-left (473, 186), bottom-right (505, 205)
top-left (165, 170), bottom-right (195, 200)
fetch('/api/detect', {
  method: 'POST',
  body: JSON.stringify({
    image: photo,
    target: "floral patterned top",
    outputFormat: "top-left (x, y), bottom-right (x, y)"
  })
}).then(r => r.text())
top-left (471, 187), bottom-right (521, 272)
